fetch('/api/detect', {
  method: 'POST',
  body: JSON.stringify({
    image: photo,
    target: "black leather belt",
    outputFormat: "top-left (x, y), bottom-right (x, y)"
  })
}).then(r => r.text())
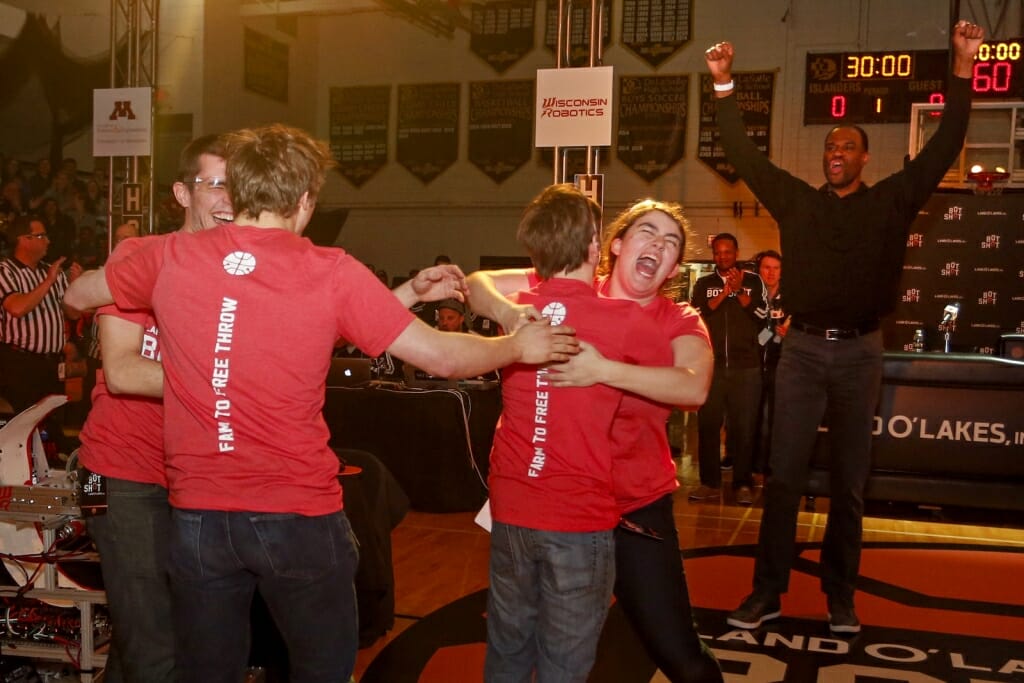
top-left (790, 319), bottom-right (879, 341)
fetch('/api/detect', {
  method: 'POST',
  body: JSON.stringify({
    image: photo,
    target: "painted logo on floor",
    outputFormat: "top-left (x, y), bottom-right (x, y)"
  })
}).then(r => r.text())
top-left (362, 543), bottom-right (1024, 682)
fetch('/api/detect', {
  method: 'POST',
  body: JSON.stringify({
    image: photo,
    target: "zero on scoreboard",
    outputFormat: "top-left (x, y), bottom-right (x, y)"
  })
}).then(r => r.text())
top-left (803, 38), bottom-right (1024, 125)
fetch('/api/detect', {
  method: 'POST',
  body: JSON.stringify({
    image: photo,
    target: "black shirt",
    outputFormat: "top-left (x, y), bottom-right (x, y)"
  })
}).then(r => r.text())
top-left (715, 77), bottom-right (972, 328)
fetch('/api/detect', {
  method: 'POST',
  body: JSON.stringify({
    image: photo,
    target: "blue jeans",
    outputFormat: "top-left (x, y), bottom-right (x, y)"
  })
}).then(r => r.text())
top-left (754, 328), bottom-right (884, 603)
top-left (168, 509), bottom-right (359, 683)
top-left (85, 477), bottom-right (175, 683)
top-left (485, 521), bottom-right (615, 683)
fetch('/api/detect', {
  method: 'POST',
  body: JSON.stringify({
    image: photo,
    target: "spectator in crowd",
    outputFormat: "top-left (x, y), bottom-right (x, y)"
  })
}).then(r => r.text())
top-left (753, 249), bottom-right (787, 476)
top-left (27, 157), bottom-right (53, 205)
top-left (39, 197), bottom-right (76, 261)
top-left (435, 298), bottom-right (469, 333)
top-left (689, 233), bottom-right (767, 505)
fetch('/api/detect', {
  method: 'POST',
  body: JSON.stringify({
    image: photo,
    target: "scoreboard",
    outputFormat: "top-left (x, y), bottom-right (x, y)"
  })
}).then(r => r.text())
top-left (803, 38), bottom-right (1023, 125)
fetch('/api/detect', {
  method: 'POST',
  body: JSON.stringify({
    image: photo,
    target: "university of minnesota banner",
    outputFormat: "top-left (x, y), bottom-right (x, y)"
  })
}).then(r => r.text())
top-left (620, 0), bottom-right (693, 68)
top-left (396, 83), bottom-right (459, 184)
top-left (329, 85), bottom-right (390, 188)
top-left (470, 0), bottom-right (535, 74)
top-left (885, 192), bottom-right (1024, 354)
top-left (468, 80), bottom-right (534, 183)
top-left (616, 74), bottom-right (689, 181)
top-left (543, 0), bottom-right (611, 66)
top-left (698, 72), bottom-right (775, 184)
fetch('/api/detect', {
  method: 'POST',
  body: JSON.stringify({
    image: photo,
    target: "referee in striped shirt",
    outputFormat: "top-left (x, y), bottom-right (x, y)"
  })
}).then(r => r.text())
top-left (0, 214), bottom-right (82, 448)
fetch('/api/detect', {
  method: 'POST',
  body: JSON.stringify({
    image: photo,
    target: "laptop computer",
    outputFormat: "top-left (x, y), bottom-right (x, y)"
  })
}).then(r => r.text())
top-left (327, 357), bottom-right (375, 387)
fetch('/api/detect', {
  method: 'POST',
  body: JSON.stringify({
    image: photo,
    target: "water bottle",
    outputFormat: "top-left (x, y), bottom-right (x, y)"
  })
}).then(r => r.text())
top-left (912, 329), bottom-right (925, 352)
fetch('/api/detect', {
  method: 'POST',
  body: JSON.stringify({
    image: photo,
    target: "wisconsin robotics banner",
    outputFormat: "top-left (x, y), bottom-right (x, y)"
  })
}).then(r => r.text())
top-left (470, 0), bottom-right (535, 74)
top-left (396, 83), bottom-right (459, 184)
top-left (468, 80), bottom-right (534, 183)
top-left (616, 74), bottom-right (689, 182)
top-left (329, 85), bottom-right (390, 188)
top-left (620, 0), bottom-right (693, 68)
top-left (884, 192), bottom-right (1024, 354)
top-left (698, 72), bottom-right (775, 184)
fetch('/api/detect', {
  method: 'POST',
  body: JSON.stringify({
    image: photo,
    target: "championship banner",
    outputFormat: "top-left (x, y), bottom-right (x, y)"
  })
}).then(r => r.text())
top-left (543, 0), bottom-right (611, 66)
top-left (884, 192), bottom-right (1024, 354)
top-left (621, 0), bottom-right (693, 68)
top-left (470, 0), bottom-right (535, 74)
top-left (698, 71), bottom-right (775, 184)
top-left (329, 85), bottom-right (390, 188)
top-left (396, 83), bottom-right (459, 184)
top-left (243, 27), bottom-right (288, 103)
top-left (616, 74), bottom-right (688, 181)
top-left (468, 79), bottom-right (534, 184)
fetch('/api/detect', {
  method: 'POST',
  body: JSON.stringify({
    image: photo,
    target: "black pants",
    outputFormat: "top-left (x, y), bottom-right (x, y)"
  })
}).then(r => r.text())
top-left (697, 365), bottom-right (761, 488)
top-left (615, 495), bottom-right (722, 683)
top-left (753, 329), bottom-right (883, 604)
top-left (0, 344), bottom-right (69, 452)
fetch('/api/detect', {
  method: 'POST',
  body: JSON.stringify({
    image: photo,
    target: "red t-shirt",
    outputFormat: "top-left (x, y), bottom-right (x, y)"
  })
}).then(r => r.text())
top-left (526, 271), bottom-right (712, 513)
top-left (104, 225), bottom-right (414, 515)
top-left (603, 288), bottom-right (710, 512)
top-left (488, 277), bottom-right (664, 532)
top-left (77, 305), bottom-right (166, 487)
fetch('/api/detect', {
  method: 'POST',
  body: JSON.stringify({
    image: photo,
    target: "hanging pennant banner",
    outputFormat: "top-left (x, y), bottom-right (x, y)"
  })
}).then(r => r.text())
top-left (470, 0), bottom-right (535, 74)
top-left (698, 72), bottom-right (775, 184)
top-left (620, 0), bottom-right (693, 68)
top-left (397, 83), bottom-right (459, 184)
top-left (468, 79), bottom-right (534, 184)
top-left (329, 85), bottom-right (390, 188)
top-left (543, 0), bottom-right (611, 66)
top-left (617, 74), bottom-right (688, 181)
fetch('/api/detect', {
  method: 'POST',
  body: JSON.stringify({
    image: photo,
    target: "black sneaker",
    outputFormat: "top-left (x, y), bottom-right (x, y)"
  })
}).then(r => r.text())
top-left (828, 599), bottom-right (861, 634)
top-left (726, 592), bottom-right (781, 629)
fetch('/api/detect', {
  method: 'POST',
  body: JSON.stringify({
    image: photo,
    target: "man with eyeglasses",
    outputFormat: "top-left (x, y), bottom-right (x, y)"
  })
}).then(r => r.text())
top-left (0, 213), bottom-right (81, 444)
top-left (74, 134), bottom-right (231, 683)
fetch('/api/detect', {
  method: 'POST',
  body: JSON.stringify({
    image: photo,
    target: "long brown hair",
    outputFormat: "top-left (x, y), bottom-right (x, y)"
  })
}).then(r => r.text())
top-left (598, 199), bottom-right (690, 297)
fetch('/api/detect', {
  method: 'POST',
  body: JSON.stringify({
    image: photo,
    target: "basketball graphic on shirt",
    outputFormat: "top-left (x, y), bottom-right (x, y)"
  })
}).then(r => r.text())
top-left (222, 251), bottom-right (256, 276)
top-left (541, 301), bottom-right (567, 325)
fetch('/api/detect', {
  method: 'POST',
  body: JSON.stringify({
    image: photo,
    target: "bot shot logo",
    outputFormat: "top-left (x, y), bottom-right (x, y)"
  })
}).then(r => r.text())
top-left (906, 233), bottom-right (924, 248)
top-left (901, 288), bottom-right (921, 303)
top-left (940, 262), bottom-right (960, 277)
top-left (978, 290), bottom-right (997, 306)
top-left (981, 234), bottom-right (1001, 249)
top-left (943, 206), bottom-right (963, 221)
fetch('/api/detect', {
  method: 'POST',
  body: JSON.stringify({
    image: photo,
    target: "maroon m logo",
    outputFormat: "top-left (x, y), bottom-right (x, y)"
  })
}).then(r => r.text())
top-left (109, 100), bottom-right (136, 120)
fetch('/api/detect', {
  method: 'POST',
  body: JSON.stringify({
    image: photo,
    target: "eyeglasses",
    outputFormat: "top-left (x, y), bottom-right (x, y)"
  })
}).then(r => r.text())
top-left (187, 177), bottom-right (228, 191)
top-left (23, 232), bottom-right (49, 240)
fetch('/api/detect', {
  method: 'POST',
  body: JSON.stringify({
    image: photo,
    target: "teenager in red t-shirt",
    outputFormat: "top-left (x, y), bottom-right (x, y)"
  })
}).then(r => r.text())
top-left (66, 124), bottom-right (579, 683)
top-left (485, 185), bottom-right (667, 682)
top-left (469, 200), bottom-right (721, 682)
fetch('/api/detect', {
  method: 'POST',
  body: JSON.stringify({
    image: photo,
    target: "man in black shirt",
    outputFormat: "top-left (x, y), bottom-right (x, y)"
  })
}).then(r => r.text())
top-left (690, 233), bottom-right (767, 505)
top-left (704, 19), bottom-right (985, 634)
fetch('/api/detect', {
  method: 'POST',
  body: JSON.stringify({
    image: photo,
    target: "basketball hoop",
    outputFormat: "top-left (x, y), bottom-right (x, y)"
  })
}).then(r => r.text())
top-left (966, 168), bottom-right (1010, 195)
